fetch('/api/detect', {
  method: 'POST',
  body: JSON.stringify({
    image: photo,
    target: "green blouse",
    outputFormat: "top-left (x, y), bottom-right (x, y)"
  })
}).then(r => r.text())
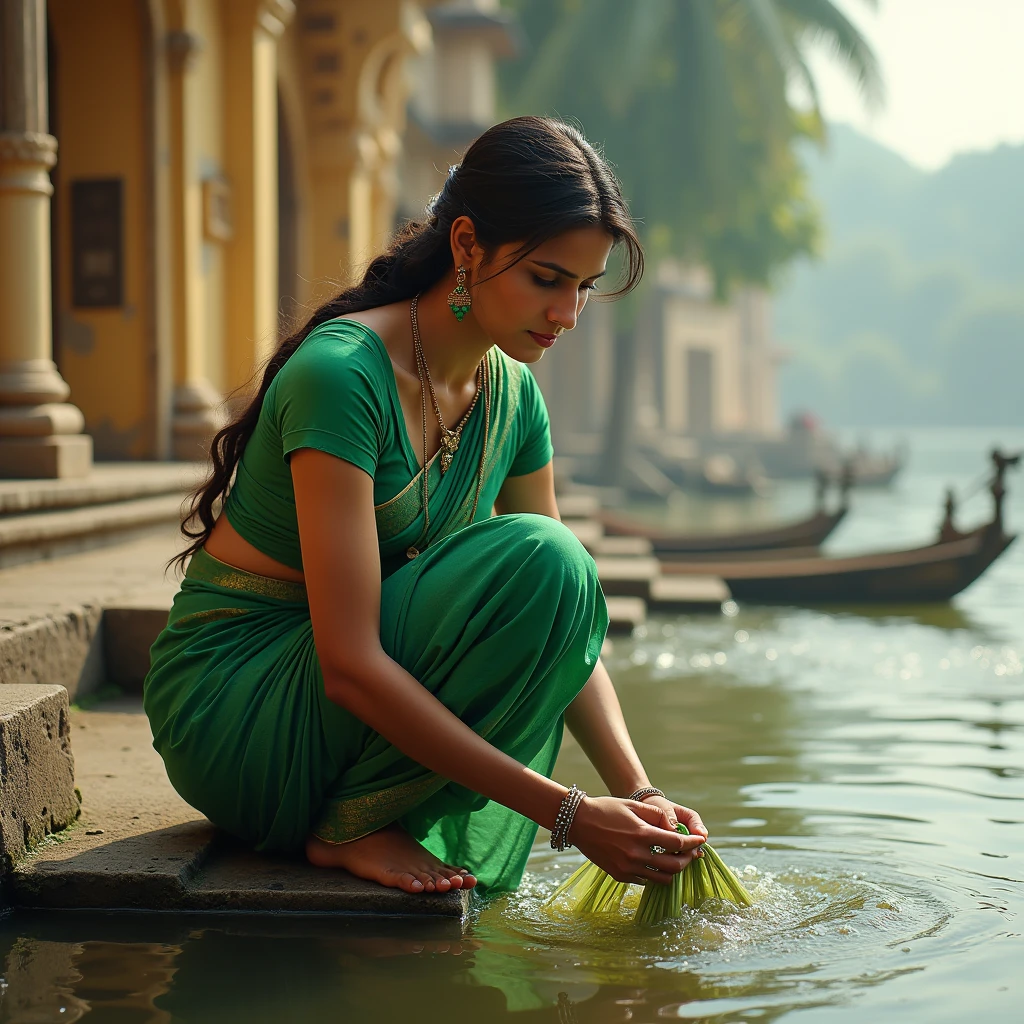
top-left (224, 318), bottom-right (553, 578)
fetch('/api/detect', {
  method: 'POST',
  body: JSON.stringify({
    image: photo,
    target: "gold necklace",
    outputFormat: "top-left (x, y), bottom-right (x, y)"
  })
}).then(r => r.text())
top-left (411, 299), bottom-right (483, 473)
top-left (406, 296), bottom-right (491, 559)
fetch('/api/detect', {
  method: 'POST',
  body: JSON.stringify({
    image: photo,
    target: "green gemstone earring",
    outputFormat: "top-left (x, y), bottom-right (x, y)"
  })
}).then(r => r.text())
top-left (447, 265), bottom-right (472, 322)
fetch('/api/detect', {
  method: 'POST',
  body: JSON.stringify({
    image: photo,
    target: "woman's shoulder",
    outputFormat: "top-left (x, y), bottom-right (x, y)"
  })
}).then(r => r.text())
top-left (275, 317), bottom-right (392, 389)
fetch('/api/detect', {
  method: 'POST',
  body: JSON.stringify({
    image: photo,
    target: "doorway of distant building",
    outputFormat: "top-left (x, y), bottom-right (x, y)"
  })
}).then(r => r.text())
top-left (687, 347), bottom-right (714, 435)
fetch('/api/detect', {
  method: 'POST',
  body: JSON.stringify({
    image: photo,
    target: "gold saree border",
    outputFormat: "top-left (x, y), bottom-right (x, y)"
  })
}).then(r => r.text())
top-left (174, 607), bottom-right (252, 629)
top-left (186, 547), bottom-right (308, 603)
top-left (311, 774), bottom-right (449, 845)
top-left (311, 715), bottom-right (503, 845)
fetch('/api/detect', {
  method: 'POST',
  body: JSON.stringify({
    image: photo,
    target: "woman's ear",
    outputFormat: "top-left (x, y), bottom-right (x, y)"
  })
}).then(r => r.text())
top-left (450, 215), bottom-right (480, 269)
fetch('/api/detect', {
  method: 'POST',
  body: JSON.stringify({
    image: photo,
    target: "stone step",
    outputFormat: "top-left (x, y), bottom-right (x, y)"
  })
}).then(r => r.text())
top-left (592, 535), bottom-right (653, 557)
top-left (11, 698), bottom-right (469, 924)
top-left (648, 574), bottom-right (730, 612)
top-left (605, 596), bottom-right (646, 635)
top-left (564, 517), bottom-right (603, 550)
top-left (594, 556), bottom-right (661, 599)
top-left (556, 492), bottom-right (601, 520)
top-left (0, 462), bottom-right (201, 515)
top-left (0, 493), bottom-right (188, 569)
top-left (596, 556), bottom-right (727, 612)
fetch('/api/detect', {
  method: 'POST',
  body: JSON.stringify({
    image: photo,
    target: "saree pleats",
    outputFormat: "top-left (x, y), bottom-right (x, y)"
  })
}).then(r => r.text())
top-left (144, 513), bottom-right (607, 893)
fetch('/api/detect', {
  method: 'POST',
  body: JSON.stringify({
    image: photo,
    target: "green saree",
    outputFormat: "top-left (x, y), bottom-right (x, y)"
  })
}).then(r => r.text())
top-left (144, 323), bottom-right (608, 893)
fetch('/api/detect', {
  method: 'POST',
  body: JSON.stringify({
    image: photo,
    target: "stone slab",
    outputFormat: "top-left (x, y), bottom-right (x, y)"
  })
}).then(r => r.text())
top-left (593, 535), bottom-right (653, 557)
top-left (0, 493), bottom-right (187, 569)
top-left (605, 596), bottom-right (646, 635)
top-left (0, 462), bottom-right (201, 515)
top-left (556, 492), bottom-right (601, 519)
top-left (12, 698), bottom-right (469, 924)
top-left (10, 698), bottom-right (213, 909)
top-left (0, 684), bottom-right (79, 866)
top-left (594, 556), bottom-right (660, 599)
top-left (188, 845), bottom-right (466, 918)
top-left (648, 574), bottom-right (730, 611)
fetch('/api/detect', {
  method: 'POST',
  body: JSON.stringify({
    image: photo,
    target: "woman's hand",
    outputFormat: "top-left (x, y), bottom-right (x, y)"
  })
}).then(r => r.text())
top-left (566, 795), bottom-right (706, 886)
top-left (636, 795), bottom-right (708, 844)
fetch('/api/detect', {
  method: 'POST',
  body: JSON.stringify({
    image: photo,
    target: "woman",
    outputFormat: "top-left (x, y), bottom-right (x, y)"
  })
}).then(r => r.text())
top-left (145, 117), bottom-right (707, 897)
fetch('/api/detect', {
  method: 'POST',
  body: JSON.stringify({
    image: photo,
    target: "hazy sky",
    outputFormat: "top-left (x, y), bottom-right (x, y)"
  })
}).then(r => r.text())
top-left (807, 0), bottom-right (1024, 170)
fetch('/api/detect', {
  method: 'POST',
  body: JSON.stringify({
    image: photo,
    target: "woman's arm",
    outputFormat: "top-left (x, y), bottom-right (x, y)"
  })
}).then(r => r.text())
top-left (496, 461), bottom-right (708, 840)
top-left (291, 449), bottom-right (700, 881)
top-left (564, 660), bottom-right (707, 839)
top-left (564, 659), bottom-right (650, 797)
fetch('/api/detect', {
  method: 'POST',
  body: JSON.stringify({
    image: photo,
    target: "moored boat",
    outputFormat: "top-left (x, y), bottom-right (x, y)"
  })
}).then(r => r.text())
top-left (659, 450), bottom-right (1019, 604)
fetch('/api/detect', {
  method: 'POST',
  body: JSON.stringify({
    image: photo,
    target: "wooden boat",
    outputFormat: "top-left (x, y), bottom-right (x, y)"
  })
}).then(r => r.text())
top-left (601, 506), bottom-right (847, 555)
top-left (659, 450), bottom-right (1020, 604)
top-left (601, 466), bottom-right (850, 556)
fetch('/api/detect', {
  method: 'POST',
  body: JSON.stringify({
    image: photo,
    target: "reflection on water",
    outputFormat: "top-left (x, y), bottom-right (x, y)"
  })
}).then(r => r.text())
top-left (1, 429), bottom-right (1021, 1022)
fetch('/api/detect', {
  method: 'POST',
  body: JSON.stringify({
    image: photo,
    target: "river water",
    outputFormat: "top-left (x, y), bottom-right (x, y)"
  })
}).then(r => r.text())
top-left (2, 427), bottom-right (1021, 1022)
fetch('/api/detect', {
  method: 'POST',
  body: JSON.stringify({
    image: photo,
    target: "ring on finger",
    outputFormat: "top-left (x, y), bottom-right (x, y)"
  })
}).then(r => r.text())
top-left (649, 844), bottom-right (666, 855)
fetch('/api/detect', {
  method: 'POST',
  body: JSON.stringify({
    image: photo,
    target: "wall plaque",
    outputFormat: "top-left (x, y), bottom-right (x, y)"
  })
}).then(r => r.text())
top-left (71, 179), bottom-right (123, 308)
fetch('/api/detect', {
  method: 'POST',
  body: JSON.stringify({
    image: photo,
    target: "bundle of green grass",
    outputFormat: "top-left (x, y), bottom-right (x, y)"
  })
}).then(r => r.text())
top-left (545, 824), bottom-right (753, 924)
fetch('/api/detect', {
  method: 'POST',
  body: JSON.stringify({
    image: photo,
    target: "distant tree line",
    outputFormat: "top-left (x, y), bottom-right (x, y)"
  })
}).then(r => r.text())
top-left (777, 127), bottom-right (1024, 427)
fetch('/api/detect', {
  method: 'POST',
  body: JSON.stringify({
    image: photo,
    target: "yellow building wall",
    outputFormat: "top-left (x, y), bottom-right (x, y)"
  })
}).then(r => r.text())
top-left (49, 0), bottom-right (152, 458)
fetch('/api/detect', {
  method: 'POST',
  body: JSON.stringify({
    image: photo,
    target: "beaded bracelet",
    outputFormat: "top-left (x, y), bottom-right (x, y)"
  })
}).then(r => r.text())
top-left (550, 784), bottom-right (586, 851)
top-left (627, 786), bottom-right (666, 803)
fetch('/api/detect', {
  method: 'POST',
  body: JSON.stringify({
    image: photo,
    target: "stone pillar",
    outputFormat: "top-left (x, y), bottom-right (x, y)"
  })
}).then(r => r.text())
top-left (222, 0), bottom-right (294, 394)
top-left (0, 0), bottom-right (91, 477)
top-left (166, 20), bottom-right (223, 461)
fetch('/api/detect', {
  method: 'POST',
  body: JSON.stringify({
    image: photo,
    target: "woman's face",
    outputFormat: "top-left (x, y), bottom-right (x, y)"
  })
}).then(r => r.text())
top-left (469, 224), bottom-right (615, 364)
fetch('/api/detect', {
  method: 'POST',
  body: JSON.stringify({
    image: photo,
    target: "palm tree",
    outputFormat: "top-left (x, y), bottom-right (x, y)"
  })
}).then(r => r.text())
top-left (501, 0), bottom-right (882, 485)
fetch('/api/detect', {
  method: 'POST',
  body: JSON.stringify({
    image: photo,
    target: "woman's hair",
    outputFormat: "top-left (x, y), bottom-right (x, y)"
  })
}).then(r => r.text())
top-left (172, 116), bottom-right (644, 570)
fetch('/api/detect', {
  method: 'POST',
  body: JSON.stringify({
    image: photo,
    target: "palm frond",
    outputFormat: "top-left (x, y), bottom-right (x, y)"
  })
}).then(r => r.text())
top-left (776, 0), bottom-right (884, 109)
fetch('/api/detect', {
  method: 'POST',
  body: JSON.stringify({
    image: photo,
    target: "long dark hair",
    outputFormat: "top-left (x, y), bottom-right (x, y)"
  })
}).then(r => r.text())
top-left (173, 116), bottom-right (644, 571)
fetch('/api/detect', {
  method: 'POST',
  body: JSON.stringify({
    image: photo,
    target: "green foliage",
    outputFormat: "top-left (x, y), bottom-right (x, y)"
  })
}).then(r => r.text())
top-left (776, 127), bottom-right (1024, 425)
top-left (500, 0), bottom-right (880, 296)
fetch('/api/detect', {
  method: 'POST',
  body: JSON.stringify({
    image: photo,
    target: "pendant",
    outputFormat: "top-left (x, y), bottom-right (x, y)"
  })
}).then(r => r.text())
top-left (406, 545), bottom-right (419, 559)
top-left (440, 430), bottom-right (460, 473)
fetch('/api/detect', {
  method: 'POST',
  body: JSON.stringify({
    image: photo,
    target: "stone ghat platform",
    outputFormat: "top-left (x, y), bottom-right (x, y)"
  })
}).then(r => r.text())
top-left (10, 697), bottom-right (469, 924)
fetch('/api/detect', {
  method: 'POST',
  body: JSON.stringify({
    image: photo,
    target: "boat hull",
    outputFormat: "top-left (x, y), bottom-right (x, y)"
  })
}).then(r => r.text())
top-left (601, 508), bottom-right (846, 555)
top-left (660, 530), bottom-right (1016, 604)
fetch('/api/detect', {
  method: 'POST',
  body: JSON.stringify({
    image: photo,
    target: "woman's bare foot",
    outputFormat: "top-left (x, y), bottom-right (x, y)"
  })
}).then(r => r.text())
top-left (305, 823), bottom-right (478, 894)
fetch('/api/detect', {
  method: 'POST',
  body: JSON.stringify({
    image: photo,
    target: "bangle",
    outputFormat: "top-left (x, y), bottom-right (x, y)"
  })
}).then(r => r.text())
top-left (627, 786), bottom-right (666, 803)
top-left (550, 784), bottom-right (586, 852)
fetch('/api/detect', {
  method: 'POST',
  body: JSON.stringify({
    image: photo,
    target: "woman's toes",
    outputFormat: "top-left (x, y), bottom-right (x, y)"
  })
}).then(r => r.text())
top-left (434, 875), bottom-right (452, 892)
top-left (399, 872), bottom-right (424, 893)
top-left (415, 872), bottom-right (435, 892)
top-left (461, 873), bottom-right (478, 889)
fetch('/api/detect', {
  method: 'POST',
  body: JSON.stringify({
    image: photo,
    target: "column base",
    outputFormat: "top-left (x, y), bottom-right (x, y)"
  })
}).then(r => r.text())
top-left (0, 434), bottom-right (93, 479)
top-left (171, 381), bottom-right (225, 462)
